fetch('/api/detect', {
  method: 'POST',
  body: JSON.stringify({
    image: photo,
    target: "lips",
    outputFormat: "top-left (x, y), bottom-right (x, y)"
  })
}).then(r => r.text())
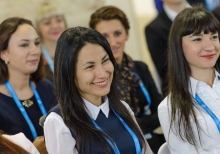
top-left (27, 59), bottom-right (38, 64)
top-left (93, 79), bottom-right (108, 88)
top-left (52, 31), bottom-right (60, 35)
top-left (201, 54), bottom-right (215, 59)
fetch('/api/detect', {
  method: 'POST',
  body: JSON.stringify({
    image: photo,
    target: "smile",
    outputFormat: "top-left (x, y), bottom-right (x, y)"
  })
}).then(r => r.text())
top-left (93, 80), bottom-right (108, 87)
top-left (201, 54), bottom-right (215, 59)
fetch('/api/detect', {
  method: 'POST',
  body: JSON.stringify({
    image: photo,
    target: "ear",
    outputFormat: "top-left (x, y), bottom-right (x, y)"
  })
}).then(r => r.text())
top-left (125, 32), bottom-right (129, 41)
top-left (0, 50), bottom-right (9, 62)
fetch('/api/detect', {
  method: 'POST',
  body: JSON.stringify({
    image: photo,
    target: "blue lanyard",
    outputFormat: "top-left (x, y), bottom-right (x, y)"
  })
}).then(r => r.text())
top-left (42, 46), bottom-right (54, 73)
top-left (90, 108), bottom-right (142, 154)
top-left (134, 73), bottom-right (151, 115)
top-left (4, 80), bottom-right (47, 139)
top-left (193, 94), bottom-right (220, 133)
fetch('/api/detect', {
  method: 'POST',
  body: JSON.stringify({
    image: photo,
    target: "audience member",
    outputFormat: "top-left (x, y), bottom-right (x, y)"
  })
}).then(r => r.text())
top-left (212, 4), bottom-right (220, 22)
top-left (1, 131), bottom-right (39, 154)
top-left (145, 0), bottom-right (190, 96)
top-left (0, 17), bottom-right (57, 154)
top-left (89, 6), bottom-right (164, 153)
top-left (44, 27), bottom-right (153, 154)
top-left (35, 2), bottom-right (67, 81)
top-left (158, 6), bottom-right (220, 153)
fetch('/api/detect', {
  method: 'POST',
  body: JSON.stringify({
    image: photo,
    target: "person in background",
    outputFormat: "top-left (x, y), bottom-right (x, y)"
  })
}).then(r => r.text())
top-left (35, 2), bottom-right (67, 81)
top-left (212, 3), bottom-right (220, 22)
top-left (0, 17), bottom-right (57, 154)
top-left (44, 27), bottom-right (153, 154)
top-left (89, 6), bottom-right (164, 153)
top-left (145, 0), bottom-right (190, 96)
top-left (158, 6), bottom-right (220, 153)
top-left (0, 131), bottom-right (39, 154)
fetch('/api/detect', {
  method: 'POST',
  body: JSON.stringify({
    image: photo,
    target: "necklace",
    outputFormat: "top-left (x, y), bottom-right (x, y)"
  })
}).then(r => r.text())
top-left (22, 100), bottom-right (33, 107)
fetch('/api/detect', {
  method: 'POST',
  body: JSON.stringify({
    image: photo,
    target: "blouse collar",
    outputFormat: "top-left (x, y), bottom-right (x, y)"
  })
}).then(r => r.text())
top-left (82, 96), bottom-right (110, 120)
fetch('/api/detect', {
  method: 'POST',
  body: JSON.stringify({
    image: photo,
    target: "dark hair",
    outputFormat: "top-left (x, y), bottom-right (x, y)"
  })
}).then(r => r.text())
top-left (167, 5), bottom-right (220, 147)
top-left (0, 17), bottom-right (44, 84)
top-left (89, 6), bottom-right (130, 34)
top-left (54, 26), bottom-right (146, 153)
top-left (0, 131), bottom-right (30, 154)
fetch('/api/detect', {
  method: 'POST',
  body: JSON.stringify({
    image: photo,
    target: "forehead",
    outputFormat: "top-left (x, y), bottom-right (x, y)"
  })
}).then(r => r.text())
top-left (77, 43), bottom-right (107, 64)
top-left (95, 19), bottom-right (125, 33)
top-left (9, 24), bottom-right (38, 42)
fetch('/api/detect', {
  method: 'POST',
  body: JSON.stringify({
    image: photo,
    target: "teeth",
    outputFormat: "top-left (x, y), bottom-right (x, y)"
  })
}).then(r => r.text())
top-left (94, 80), bottom-right (107, 86)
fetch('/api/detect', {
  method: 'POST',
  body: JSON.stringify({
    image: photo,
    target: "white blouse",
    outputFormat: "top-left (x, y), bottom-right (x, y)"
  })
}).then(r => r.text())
top-left (158, 71), bottom-right (220, 154)
top-left (3, 133), bottom-right (39, 154)
top-left (44, 97), bottom-right (153, 154)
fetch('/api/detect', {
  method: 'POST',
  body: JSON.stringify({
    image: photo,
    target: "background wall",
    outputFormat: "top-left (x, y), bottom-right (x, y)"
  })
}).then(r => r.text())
top-left (0, 0), bottom-right (160, 91)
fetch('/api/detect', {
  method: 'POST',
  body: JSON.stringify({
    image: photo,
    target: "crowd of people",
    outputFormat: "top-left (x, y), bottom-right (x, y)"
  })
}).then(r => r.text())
top-left (0, 1), bottom-right (219, 154)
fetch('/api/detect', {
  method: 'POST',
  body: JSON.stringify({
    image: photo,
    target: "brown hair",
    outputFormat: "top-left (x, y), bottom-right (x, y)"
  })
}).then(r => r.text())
top-left (89, 6), bottom-right (130, 34)
top-left (0, 17), bottom-right (45, 84)
top-left (0, 132), bottom-right (30, 154)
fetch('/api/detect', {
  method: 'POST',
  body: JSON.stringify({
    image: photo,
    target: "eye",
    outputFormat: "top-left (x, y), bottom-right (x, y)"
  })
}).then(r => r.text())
top-left (211, 34), bottom-right (219, 40)
top-left (35, 41), bottom-right (40, 46)
top-left (192, 38), bottom-right (202, 42)
top-left (114, 31), bottom-right (121, 37)
top-left (20, 44), bottom-right (28, 47)
top-left (85, 65), bottom-right (94, 70)
top-left (102, 58), bottom-right (109, 64)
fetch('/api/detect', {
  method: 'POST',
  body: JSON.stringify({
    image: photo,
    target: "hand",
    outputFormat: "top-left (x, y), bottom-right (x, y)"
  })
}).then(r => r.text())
top-left (33, 136), bottom-right (48, 154)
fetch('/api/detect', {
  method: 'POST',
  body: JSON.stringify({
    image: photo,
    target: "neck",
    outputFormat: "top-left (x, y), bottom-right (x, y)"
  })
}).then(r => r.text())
top-left (87, 96), bottom-right (102, 107)
top-left (190, 68), bottom-right (215, 87)
top-left (165, 1), bottom-right (186, 13)
top-left (7, 71), bottom-right (30, 91)
top-left (43, 40), bottom-right (57, 59)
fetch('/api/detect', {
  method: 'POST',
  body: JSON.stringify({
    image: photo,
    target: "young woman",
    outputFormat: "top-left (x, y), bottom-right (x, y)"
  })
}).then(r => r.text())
top-left (0, 17), bottom-right (57, 153)
top-left (158, 6), bottom-right (220, 154)
top-left (89, 6), bottom-right (164, 153)
top-left (35, 2), bottom-right (67, 81)
top-left (44, 27), bottom-right (153, 154)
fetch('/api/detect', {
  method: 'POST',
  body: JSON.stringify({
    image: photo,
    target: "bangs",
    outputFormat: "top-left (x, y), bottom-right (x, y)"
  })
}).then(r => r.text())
top-left (182, 11), bottom-right (220, 36)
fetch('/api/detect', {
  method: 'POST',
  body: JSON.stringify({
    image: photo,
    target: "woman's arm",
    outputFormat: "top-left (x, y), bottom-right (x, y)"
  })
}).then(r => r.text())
top-left (44, 112), bottom-right (78, 154)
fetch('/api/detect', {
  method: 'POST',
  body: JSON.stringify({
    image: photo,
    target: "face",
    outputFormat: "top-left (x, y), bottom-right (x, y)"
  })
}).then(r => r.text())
top-left (75, 43), bottom-right (114, 105)
top-left (1, 24), bottom-right (41, 75)
top-left (182, 31), bottom-right (220, 74)
top-left (38, 15), bottom-right (66, 42)
top-left (95, 19), bottom-right (129, 64)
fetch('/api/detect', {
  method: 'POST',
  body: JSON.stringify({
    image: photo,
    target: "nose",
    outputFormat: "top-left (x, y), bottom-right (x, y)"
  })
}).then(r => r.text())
top-left (51, 21), bottom-right (59, 29)
top-left (30, 44), bottom-right (40, 55)
top-left (95, 65), bottom-right (108, 78)
top-left (107, 36), bottom-right (117, 48)
top-left (203, 39), bottom-right (215, 51)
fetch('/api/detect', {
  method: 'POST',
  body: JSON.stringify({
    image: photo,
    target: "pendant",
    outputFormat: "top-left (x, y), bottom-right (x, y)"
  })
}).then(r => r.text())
top-left (22, 100), bottom-right (33, 107)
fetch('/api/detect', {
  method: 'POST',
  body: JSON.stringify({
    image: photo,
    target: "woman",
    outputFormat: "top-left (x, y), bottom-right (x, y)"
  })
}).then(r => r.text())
top-left (158, 6), bottom-right (220, 154)
top-left (44, 27), bottom-right (153, 154)
top-left (35, 2), bottom-right (67, 81)
top-left (0, 17), bottom-right (57, 153)
top-left (0, 131), bottom-right (39, 154)
top-left (89, 6), bottom-right (164, 153)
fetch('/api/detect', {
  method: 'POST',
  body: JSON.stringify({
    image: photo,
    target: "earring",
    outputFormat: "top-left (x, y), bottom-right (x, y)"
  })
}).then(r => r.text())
top-left (5, 60), bottom-right (8, 64)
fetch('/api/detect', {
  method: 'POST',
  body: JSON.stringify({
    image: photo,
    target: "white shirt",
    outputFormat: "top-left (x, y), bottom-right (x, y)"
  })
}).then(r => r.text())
top-left (44, 97), bottom-right (153, 154)
top-left (3, 133), bottom-right (39, 154)
top-left (158, 71), bottom-right (220, 154)
top-left (163, 2), bottom-right (190, 21)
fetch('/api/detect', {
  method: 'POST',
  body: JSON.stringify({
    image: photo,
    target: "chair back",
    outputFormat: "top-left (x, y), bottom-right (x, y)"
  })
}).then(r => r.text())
top-left (157, 142), bottom-right (170, 154)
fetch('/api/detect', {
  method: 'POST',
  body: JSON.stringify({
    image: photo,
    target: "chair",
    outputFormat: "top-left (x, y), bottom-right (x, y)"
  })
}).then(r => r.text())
top-left (157, 142), bottom-right (170, 154)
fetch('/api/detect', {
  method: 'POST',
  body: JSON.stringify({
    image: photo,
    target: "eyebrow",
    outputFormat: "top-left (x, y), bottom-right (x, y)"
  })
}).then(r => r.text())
top-left (19, 38), bottom-right (39, 42)
top-left (82, 54), bottom-right (108, 66)
top-left (190, 32), bottom-right (218, 37)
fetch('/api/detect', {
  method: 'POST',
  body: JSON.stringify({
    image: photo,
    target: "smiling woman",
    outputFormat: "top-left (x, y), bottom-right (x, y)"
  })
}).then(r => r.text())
top-left (158, 5), bottom-right (220, 154)
top-left (44, 26), bottom-right (153, 154)
top-left (0, 17), bottom-right (57, 154)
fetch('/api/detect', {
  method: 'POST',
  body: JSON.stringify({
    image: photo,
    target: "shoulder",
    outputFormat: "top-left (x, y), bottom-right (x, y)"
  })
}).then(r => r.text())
top-left (158, 95), bottom-right (170, 113)
top-left (36, 79), bottom-right (54, 88)
top-left (3, 133), bottom-right (40, 154)
top-left (134, 61), bottom-right (148, 70)
top-left (120, 100), bottom-right (135, 117)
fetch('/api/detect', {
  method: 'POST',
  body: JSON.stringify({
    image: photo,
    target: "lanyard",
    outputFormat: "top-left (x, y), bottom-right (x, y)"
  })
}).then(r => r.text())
top-left (193, 94), bottom-right (220, 132)
top-left (4, 80), bottom-right (47, 139)
top-left (134, 73), bottom-right (151, 115)
top-left (42, 46), bottom-right (54, 73)
top-left (90, 108), bottom-right (142, 154)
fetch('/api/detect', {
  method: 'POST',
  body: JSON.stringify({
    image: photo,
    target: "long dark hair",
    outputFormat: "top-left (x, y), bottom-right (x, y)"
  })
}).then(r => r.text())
top-left (167, 5), bottom-right (220, 147)
top-left (54, 27), bottom-right (146, 153)
top-left (0, 131), bottom-right (30, 154)
top-left (0, 17), bottom-right (44, 84)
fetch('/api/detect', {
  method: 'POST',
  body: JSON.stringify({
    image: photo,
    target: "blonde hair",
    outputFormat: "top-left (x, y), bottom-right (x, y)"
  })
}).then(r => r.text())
top-left (35, 2), bottom-right (63, 22)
